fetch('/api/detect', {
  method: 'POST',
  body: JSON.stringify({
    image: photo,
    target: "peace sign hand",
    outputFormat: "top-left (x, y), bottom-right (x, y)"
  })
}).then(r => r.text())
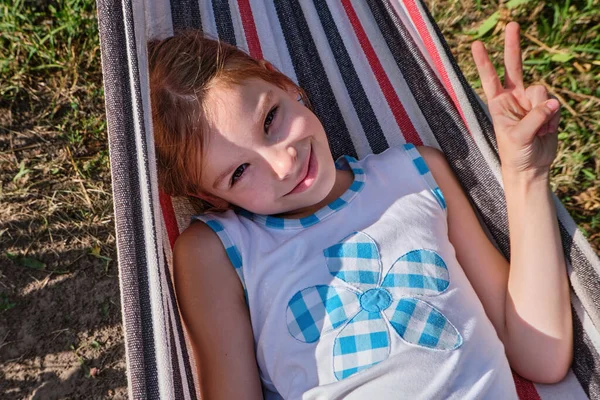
top-left (472, 22), bottom-right (561, 178)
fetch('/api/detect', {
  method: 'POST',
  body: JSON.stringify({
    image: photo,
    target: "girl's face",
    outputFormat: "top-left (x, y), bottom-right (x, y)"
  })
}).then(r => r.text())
top-left (197, 77), bottom-right (337, 216)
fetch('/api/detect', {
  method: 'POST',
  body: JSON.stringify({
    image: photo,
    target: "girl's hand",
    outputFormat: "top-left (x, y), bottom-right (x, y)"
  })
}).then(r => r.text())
top-left (472, 22), bottom-right (561, 177)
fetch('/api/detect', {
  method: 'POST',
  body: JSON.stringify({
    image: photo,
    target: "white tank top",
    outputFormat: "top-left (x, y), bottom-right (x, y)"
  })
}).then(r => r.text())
top-left (193, 144), bottom-right (517, 400)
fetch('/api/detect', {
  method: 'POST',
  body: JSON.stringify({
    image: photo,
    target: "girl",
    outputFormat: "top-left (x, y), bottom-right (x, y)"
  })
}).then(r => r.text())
top-left (148, 22), bottom-right (572, 399)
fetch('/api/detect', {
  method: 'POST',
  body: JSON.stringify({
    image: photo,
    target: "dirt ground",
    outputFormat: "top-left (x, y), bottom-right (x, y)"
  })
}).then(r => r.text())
top-left (0, 111), bottom-right (127, 398)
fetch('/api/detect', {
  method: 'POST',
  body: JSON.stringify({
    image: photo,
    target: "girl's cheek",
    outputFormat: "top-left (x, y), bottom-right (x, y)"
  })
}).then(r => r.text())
top-left (288, 113), bottom-right (311, 138)
top-left (246, 187), bottom-right (268, 208)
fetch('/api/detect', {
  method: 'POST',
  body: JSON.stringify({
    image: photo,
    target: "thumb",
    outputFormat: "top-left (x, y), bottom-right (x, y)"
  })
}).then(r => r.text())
top-left (513, 99), bottom-right (560, 143)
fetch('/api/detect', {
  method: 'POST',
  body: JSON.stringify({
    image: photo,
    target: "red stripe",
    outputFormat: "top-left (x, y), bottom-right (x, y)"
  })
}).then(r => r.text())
top-left (512, 371), bottom-right (542, 400)
top-left (237, 0), bottom-right (263, 59)
top-left (159, 191), bottom-right (180, 250)
top-left (404, 0), bottom-right (467, 126)
top-left (341, 0), bottom-right (422, 146)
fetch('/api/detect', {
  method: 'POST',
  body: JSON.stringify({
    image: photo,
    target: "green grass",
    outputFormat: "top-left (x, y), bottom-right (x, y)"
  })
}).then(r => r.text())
top-left (426, 0), bottom-right (600, 252)
top-left (0, 0), bottom-right (110, 232)
top-left (0, 0), bottom-right (106, 157)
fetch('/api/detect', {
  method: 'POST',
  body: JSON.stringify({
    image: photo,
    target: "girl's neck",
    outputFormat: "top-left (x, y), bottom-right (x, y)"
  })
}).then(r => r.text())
top-left (273, 168), bottom-right (354, 219)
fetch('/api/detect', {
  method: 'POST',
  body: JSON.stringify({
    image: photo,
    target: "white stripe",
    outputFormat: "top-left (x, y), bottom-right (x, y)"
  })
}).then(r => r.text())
top-left (161, 237), bottom-right (192, 400)
top-left (555, 194), bottom-right (600, 277)
top-left (352, 1), bottom-right (438, 148)
top-left (143, 0), bottom-right (174, 39)
top-left (559, 198), bottom-right (600, 331)
top-left (534, 369), bottom-right (588, 400)
top-left (167, 290), bottom-right (194, 400)
top-left (162, 213), bottom-right (200, 398)
top-left (324, 0), bottom-right (406, 151)
top-left (228, 0), bottom-right (248, 52)
top-left (572, 293), bottom-right (600, 355)
top-left (260, 1), bottom-right (298, 84)
top-left (247, 0), bottom-right (295, 83)
top-left (144, 24), bottom-right (201, 400)
top-left (184, 323), bottom-right (202, 396)
top-left (126, 0), bottom-right (173, 397)
top-left (298, 1), bottom-right (372, 158)
top-left (199, 0), bottom-right (219, 39)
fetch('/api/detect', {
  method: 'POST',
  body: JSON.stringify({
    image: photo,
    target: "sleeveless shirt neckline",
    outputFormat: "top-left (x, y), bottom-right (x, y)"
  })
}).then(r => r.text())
top-left (237, 155), bottom-right (366, 230)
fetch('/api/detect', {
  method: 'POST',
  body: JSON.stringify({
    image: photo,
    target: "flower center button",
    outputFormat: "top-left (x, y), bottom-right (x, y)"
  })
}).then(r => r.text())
top-left (359, 288), bottom-right (392, 312)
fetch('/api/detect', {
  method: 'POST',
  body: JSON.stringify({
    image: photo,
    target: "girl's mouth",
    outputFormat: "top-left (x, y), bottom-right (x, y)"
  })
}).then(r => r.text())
top-left (287, 145), bottom-right (318, 196)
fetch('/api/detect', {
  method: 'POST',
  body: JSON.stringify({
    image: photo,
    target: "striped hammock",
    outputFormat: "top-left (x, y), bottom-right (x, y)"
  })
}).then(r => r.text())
top-left (96, 0), bottom-right (600, 398)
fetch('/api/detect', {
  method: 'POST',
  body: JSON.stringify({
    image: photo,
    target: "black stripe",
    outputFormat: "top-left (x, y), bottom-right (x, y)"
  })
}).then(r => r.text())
top-left (312, 0), bottom-right (388, 154)
top-left (415, 0), bottom-right (499, 156)
top-left (165, 251), bottom-right (198, 400)
top-left (97, 0), bottom-right (157, 398)
top-left (167, 306), bottom-right (185, 400)
top-left (572, 307), bottom-right (600, 399)
top-left (369, 0), bottom-right (511, 257)
top-left (121, 0), bottom-right (162, 397)
top-left (416, 0), bottom-right (600, 331)
top-left (273, 0), bottom-right (357, 159)
top-left (560, 223), bottom-right (600, 330)
top-left (212, 0), bottom-right (237, 45)
top-left (170, 0), bottom-right (203, 32)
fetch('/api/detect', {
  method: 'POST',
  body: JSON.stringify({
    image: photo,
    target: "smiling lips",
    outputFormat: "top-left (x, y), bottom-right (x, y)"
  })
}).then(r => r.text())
top-left (287, 145), bottom-right (318, 196)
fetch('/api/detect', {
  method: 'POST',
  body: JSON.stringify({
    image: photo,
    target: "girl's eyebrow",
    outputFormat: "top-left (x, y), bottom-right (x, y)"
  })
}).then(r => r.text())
top-left (212, 89), bottom-right (274, 189)
top-left (254, 89), bottom-right (273, 126)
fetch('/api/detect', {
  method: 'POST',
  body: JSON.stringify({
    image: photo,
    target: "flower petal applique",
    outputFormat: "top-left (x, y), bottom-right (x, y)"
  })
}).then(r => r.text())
top-left (333, 310), bottom-right (390, 380)
top-left (289, 241), bottom-right (462, 382)
top-left (287, 285), bottom-right (361, 343)
top-left (381, 249), bottom-right (449, 298)
top-left (383, 297), bottom-right (462, 350)
top-left (324, 232), bottom-right (382, 291)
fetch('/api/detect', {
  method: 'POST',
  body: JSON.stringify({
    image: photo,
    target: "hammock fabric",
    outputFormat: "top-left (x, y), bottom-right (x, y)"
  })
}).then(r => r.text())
top-left (96, 0), bottom-right (600, 398)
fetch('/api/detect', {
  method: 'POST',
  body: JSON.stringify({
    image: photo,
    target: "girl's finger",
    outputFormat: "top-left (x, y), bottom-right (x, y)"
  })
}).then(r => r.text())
top-left (525, 85), bottom-right (548, 133)
top-left (525, 85), bottom-right (547, 109)
top-left (504, 22), bottom-right (524, 92)
top-left (547, 95), bottom-right (562, 136)
top-left (514, 99), bottom-right (560, 143)
top-left (472, 41), bottom-right (503, 100)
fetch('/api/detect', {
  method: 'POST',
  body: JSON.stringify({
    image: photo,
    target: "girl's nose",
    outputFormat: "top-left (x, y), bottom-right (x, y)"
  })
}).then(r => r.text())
top-left (270, 146), bottom-right (297, 180)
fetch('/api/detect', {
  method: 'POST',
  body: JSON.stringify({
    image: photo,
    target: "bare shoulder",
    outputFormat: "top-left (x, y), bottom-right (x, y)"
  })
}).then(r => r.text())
top-left (174, 220), bottom-right (227, 261)
top-left (415, 145), bottom-right (457, 189)
top-left (173, 220), bottom-right (245, 310)
top-left (415, 145), bottom-right (450, 171)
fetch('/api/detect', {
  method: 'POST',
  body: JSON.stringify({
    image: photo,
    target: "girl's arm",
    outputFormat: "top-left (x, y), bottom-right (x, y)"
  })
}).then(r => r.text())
top-left (174, 221), bottom-right (263, 399)
top-left (420, 146), bottom-right (572, 384)
top-left (418, 21), bottom-right (573, 383)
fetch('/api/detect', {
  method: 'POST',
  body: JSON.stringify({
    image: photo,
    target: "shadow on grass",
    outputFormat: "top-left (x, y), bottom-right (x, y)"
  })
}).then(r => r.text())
top-left (0, 219), bottom-right (126, 399)
top-left (1, 342), bottom-right (126, 400)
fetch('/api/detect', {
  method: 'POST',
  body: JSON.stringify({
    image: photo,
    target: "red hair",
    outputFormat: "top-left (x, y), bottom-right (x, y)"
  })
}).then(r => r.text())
top-left (148, 31), bottom-right (310, 210)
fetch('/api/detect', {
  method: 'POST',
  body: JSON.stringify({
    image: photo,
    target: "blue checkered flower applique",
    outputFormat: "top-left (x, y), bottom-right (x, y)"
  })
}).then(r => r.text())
top-left (286, 232), bottom-right (462, 381)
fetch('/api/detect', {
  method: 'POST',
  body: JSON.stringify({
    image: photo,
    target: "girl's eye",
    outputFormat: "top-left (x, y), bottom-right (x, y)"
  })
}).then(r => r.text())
top-left (264, 106), bottom-right (278, 133)
top-left (231, 163), bottom-right (248, 186)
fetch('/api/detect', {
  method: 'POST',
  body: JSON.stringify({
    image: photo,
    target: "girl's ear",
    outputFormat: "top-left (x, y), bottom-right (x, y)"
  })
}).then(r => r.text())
top-left (259, 59), bottom-right (276, 72)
